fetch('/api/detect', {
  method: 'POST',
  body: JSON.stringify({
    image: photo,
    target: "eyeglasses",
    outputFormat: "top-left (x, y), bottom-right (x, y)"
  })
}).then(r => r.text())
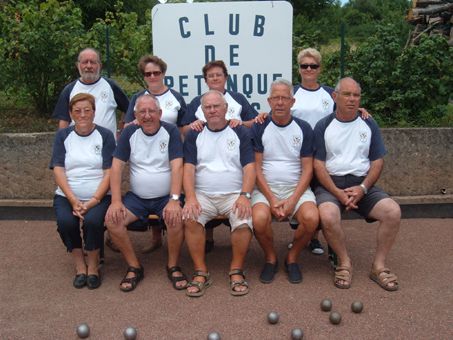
top-left (338, 91), bottom-right (361, 98)
top-left (299, 64), bottom-right (320, 70)
top-left (206, 73), bottom-right (225, 79)
top-left (72, 108), bottom-right (94, 114)
top-left (136, 109), bottom-right (160, 115)
top-left (269, 96), bottom-right (293, 102)
top-left (144, 71), bottom-right (162, 77)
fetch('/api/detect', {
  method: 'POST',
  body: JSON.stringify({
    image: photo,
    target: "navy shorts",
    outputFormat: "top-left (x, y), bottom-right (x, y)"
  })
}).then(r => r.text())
top-left (123, 191), bottom-right (170, 223)
top-left (315, 175), bottom-right (389, 220)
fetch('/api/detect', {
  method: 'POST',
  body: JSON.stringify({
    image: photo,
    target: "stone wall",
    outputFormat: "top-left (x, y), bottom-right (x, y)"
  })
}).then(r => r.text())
top-left (1, 129), bottom-right (452, 205)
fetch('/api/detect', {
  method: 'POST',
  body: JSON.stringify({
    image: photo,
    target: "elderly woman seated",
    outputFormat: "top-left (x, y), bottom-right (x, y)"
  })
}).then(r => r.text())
top-left (50, 93), bottom-right (115, 289)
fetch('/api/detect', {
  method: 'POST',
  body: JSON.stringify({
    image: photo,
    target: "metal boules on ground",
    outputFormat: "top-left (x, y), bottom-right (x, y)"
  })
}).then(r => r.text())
top-left (76, 323), bottom-right (90, 338)
top-left (123, 326), bottom-right (137, 340)
top-left (351, 301), bottom-right (364, 313)
top-left (267, 311), bottom-right (279, 324)
top-left (291, 327), bottom-right (304, 339)
top-left (329, 311), bottom-right (342, 325)
top-left (320, 298), bottom-right (333, 312)
top-left (207, 331), bottom-right (221, 340)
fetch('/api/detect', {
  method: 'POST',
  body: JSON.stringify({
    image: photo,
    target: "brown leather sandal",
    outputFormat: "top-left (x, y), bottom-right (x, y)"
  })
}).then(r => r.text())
top-left (370, 267), bottom-right (399, 291)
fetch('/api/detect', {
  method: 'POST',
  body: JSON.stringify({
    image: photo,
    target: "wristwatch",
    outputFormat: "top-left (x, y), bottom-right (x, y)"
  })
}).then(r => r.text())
top-left (170, 194), bottom-right (180, 201)
top-left (240, 192), bottom-right (251, 199)
top-left (359, 183), bottom-right (368, 195)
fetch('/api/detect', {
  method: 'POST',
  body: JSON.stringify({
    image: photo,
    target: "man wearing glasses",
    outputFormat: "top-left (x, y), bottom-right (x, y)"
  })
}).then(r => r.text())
top-left (52, 47), bottom-right (129, 139)
top-left (251, 78), bottom-right (319, 285)
top-left (313, 77), bottom-right (400, 292)
top-left (105, 94), bottom-right (186, 292)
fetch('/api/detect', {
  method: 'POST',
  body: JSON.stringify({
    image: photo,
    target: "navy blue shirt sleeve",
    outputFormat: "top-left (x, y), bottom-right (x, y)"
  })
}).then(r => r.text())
top-left (365, 118), bottom-right (387, 161)
top-left (183, 130), bottom-right (199, 165)
top-left (233, 126), bottom-right (255, 167)
top-left (97, 126), bottom-right (116, 169)
top-left (113, 125), bottom-right (137, 162)
top-left (251, 116), bottom-right (271, 153)
top-left (49, 127), bottom-right (73, 168)
top-left (181, 96), bottom-right (201, 126)
top-left (293, 118), bottom-right (314, 157)
top-left (52, 81), bottom-right (76, 121)
top-left (163, 122), bottom-right (184, 161)
top-left (105, 78), bottom-right (130, 113)
top-left (313, 114), bottom-right (335, 161)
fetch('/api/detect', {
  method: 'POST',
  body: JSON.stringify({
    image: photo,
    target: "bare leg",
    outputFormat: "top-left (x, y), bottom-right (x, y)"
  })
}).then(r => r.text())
top-left (230, 226), bottom-right (252, 293)
top-left (86, 250), bottom-right (100, 276)
top-left (287, 202), bottom-right (319, 263)
top-left (166, 220), bottom-right (187, 288)
top-left (252, 203), bottom-right (276, 263)
top-left (184, 220), bottom-right (208, 294)
top-left (72, 248), bottom-right (86, 274)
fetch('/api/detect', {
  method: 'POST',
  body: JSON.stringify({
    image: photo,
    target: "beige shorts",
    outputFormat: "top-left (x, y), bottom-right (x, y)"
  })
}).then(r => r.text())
top-left (195, 191), bottom-right (253, 232)
top-left (251, 184), bottom-right (316, 220)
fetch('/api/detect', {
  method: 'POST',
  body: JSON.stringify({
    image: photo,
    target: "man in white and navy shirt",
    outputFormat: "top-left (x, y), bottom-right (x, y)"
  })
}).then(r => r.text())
top-left (251, 79), bottom-right (319, 285)
top-left (52, 48), bottom-right (129, 138)
top-left (182, 90), bottom-right (256, 297)
top-left (314, 77), bottom-right (400, 292)
top-left (105, 94), bottom-right (186, 292)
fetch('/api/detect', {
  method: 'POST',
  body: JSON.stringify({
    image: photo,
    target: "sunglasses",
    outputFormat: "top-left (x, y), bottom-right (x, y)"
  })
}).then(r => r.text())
top-left (299, 64), bottom-right (320, 70)
top-left (144, 71), bottom-right (162, 77)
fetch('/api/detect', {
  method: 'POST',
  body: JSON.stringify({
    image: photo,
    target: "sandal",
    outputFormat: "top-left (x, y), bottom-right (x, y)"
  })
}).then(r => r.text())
top-left (186, 271), bottom-right (212, 297)
top-left (166, 266), bottom-right (188, 290)
top-left (334, 265), bottom-right (352, 289)
top-left (370, 267), bottom-right (399, 291)
top-left (229, 269), bottom-right (249, 296)
top-left (119, 265), bottom-right (144, 292)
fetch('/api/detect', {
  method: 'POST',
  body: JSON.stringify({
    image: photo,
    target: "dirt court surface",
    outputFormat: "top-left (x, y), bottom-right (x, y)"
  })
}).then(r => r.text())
top-left (1, 218), bottom-right (452, 339)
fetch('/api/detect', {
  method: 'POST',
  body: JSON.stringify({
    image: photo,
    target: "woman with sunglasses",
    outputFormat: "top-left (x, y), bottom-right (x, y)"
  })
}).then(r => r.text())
top-left (112, 55), bottom-right (188, 255)
top-left (50, 93), bottom-right (115, 289)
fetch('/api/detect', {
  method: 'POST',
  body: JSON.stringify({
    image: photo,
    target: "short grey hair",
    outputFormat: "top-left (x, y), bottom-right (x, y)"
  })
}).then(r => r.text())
top-left (200, 89), bottom-right (227, 107)
top-left (134, 93), bottom-right (161, 112)
top-left (334, 77), bottom-right (362, 93)
top-left (77, 48), bottom-right (101, 63)
top-left (269, 78), bottom-right (294, 97)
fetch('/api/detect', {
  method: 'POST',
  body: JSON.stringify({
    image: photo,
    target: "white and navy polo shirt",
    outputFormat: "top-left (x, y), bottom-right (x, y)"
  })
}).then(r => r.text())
top-left (182, 90), bottom-right (257, 125)
top-left (114, 122), bottom-right (183, 199)
top-left (124, 88), bottom-right (187, 127)
top-left (50, 125), bottom-right (116, 201)
top-left (252, 116), bottom-right (314, 187)
top-left (291, 84), bottom-right (335, 129)
top-left (52, 77), bottom-right (129, 136)
top-left (314, 113), bottom-right (386, 176)
top-left (183, 125), bottom-right (254, 194)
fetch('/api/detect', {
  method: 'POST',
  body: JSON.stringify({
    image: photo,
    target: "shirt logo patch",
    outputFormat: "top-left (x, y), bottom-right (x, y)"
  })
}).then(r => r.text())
top-left (226, 106), bottom-right (235, 119)
top-left (359, 131), bottom-right (368, 142)
top-left (165, 100), bottom-right (173, 110)
top-left (100, 91), bottom-right (108, 102)
top-left (322, 98), bottom-right (329, 110)
top-left (159, 140), bottom-right (168, 153)
top-left (93, 144), bottom-right (101, 155)
top-left (292, 135), bottom-right (302, 148)
top-left (226, 138), bottom-right (236, 151)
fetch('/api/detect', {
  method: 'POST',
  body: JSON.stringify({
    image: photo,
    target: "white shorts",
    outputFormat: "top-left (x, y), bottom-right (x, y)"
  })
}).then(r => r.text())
top-left (251, 184), bottom-right (316, 220)
top-left (195, 191), bottom-right (253, 232)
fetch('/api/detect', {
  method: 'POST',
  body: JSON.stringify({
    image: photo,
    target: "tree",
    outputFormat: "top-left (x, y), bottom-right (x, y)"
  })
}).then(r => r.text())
top-left (0, 0), bottom-right (87, 115)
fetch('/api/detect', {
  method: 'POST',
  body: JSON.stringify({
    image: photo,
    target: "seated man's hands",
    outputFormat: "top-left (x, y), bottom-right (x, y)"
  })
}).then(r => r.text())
top-left (182, 198), bottom-right (202, 221)
top-left (273, 196), bottom-right (297, 221)
top-left (163, 200), bottom-right (183, 228)
top-left (105, 201), bottom-right (127, 225)
top-left (232, 195), bottom-right (252, 219)
top-left (343, 186), bottom-right (365, 211)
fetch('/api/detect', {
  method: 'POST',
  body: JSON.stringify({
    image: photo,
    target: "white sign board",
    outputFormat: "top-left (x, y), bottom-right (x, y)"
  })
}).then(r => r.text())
top-left (152, 1), bottom-right (293, 112)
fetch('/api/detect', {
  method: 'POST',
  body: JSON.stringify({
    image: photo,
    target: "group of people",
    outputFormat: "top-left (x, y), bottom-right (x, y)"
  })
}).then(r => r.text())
top-left (50, 47), bottom-right (400, 296)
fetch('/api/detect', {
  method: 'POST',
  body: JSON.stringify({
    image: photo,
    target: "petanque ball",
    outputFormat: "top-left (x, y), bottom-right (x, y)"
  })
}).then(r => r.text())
top-left (76, 323), bottom-right (90, 338)
top-left (123, 326), bottom-right (137, 340)
top-left (329, 311), bottom-right (342, 325)
top-left (267, 311), bottom-right (279, 324)
top-left (291, 327), bottom-right (304, 339)
top-left (351, 301), bottom-right (364, 313)
top-left (207, 331), bottom-right (221, 340)
top-left (320, 298), bottom-right (332, 312)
